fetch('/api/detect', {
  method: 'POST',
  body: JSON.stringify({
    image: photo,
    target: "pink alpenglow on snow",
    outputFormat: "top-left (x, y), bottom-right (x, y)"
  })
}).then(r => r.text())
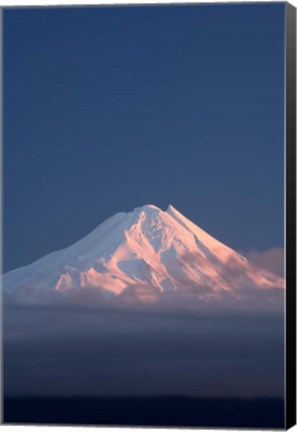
top-left (3, 204), bottom-right (284, 307)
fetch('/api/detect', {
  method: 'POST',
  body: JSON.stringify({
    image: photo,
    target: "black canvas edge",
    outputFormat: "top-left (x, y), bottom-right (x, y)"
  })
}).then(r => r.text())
top-left (286, 1), bottom-right (296, 430)
top-left (0, 6), bottom-right (4, 427)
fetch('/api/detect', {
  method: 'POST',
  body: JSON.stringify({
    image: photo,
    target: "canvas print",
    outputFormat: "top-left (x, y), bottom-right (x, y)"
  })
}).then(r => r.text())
top-left (2, 2), bottom-right (291, 429)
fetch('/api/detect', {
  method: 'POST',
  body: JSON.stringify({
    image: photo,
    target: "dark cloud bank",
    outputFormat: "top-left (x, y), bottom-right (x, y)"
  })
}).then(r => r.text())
top-left (3, 292), bottom-right (284, 427)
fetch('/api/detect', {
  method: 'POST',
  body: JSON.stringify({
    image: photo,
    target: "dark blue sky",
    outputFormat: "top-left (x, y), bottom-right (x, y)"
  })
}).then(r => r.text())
top-left (4, 3), bottom-right (285, 272)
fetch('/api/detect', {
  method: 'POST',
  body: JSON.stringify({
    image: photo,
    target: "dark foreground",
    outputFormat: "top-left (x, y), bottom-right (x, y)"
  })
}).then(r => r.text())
top-left (4, 396), bottom-right (284, 428)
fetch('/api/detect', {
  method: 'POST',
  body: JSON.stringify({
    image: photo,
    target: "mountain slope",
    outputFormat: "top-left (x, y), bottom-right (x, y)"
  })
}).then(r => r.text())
top-left (3, 204), bottom-right (284, 305)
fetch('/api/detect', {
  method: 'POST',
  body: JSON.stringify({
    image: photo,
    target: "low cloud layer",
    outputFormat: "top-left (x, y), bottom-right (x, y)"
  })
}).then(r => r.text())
top-left (4, 302), bottom-right (284, 399)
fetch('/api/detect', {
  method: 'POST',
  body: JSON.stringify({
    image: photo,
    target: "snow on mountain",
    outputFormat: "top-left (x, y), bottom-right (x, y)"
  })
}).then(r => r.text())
top-left (2, 204), bottom-right (284, 305)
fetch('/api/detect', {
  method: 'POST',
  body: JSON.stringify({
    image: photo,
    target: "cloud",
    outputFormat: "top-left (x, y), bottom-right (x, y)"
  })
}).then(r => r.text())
top-left (3, 302), bottom-right (284, 399)
top-left (3, 260), bottom-right (285, 400)
top-left (243, 247), bottom-right (284, 277)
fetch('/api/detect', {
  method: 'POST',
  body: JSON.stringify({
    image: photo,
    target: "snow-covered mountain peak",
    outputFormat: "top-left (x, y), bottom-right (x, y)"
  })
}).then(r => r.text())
top-left (134, 204), bottom-right (161, 212)
top-left (3, 204), bottom-right (285, 305)
top-left (166, 204), bottom-right (178, 213)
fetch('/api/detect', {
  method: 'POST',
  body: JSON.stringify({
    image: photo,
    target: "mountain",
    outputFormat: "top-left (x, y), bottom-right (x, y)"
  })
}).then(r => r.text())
top-left (3, 204), bottom-right (284, 306)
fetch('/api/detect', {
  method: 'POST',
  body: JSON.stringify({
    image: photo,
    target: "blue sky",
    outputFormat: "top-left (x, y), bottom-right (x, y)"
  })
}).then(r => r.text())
top-left (4, 3), bottom-right (285, 272)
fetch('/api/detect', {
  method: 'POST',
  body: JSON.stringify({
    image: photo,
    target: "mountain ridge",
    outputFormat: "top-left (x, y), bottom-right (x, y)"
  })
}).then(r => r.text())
top-left (3, 204), bottom-right (284, 305)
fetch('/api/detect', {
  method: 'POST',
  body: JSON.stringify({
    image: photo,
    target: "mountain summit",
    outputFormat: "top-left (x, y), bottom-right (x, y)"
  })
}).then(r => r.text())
top-left (3, 204), bottom-right (284, 305)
